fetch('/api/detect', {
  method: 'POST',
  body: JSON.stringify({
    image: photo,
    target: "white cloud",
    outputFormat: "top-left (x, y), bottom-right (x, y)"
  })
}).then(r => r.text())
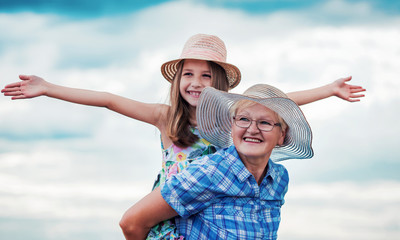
top-left (280, 181), bottom-right (400, 240)
top-left (0, 173), bottom-right (150, 219)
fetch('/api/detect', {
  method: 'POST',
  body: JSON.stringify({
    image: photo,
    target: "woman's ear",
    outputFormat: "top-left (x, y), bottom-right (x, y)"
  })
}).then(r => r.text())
top-left (278, 129), bottom-right (286, 146)
top-left (231, 120), bottom-right (235, 138)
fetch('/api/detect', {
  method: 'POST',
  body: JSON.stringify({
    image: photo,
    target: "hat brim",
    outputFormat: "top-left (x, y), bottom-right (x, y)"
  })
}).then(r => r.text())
top-left (161, 58), bottom-right (241, 89)
top-left (197, 86), bottom-right (314, 162)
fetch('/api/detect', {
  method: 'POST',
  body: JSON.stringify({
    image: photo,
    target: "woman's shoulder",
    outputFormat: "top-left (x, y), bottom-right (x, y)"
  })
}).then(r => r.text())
top-left (268, 161), bottom-right (289, 181)
top-left (188, 147), bottom-right (230, 171)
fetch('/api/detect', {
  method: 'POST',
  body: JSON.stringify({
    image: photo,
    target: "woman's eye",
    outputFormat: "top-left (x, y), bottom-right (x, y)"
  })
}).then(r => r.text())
top-left (259, 120), bottom-right (272, 126)
top-left (239, 117), bottom-right (250, 122)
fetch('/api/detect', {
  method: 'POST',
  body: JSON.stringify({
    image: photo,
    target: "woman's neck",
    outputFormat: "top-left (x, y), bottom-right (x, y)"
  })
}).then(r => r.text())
top-left (240, 154), bottom-right (270, 185)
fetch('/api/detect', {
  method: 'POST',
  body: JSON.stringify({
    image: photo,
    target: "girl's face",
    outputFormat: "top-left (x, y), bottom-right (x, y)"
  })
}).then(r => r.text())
top-left (179, 59), bottom-right (213, 108)
top-left (232, 103), bottom-right (286, 162)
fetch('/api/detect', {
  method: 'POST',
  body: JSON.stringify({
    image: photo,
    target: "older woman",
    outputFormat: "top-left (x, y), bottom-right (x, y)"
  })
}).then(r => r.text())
top-left (120, 84), bottom-right (313, 240)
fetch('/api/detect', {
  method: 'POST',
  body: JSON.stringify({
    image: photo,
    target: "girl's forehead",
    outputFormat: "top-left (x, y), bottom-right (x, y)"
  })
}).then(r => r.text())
top-left (183, 59), bottom-right (209, 68)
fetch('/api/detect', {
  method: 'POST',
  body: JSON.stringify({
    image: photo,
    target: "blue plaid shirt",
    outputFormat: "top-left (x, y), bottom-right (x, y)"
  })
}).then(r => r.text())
top-left (161, 145), bottom-right (289, 240)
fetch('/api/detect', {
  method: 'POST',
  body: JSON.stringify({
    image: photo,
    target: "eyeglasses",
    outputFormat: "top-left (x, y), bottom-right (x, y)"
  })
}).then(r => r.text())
top-left (233, 115), bottom-right (281, 132)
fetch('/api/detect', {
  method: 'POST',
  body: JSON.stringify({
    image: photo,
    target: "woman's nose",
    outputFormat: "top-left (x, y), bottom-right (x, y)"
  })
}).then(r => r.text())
top-left (247, 120), bottom-right (260, 133)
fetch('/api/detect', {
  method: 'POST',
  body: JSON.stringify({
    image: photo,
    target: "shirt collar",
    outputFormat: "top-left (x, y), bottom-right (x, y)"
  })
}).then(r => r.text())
top-left (223, 145), bottom-right (281, 183)
top-left (265, 159), bottom-right (280, 181)
top-left (223, 146), bottom-right (251, 182)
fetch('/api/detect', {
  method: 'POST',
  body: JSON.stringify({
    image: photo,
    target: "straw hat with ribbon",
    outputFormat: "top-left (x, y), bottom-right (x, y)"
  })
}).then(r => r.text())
top-left (161, 34), bottom-right (241, 89)
top-left (196, 84), bottom-right (314, 162)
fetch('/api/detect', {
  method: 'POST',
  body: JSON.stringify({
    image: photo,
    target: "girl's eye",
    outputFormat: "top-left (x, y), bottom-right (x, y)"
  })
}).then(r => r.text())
top-left (259, 120), bottom-right (273, 126)
top-left (202, 74), bottom-right (211, 78)
top-left (183, 72), bottom-right (193, 76)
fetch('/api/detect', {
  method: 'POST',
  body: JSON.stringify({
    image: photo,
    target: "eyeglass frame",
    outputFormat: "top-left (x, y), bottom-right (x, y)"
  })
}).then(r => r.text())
top-left (233, 115), bottom-right (282, 132)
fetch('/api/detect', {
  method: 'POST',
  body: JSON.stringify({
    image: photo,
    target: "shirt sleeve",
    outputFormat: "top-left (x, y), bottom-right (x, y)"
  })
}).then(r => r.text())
top-left (277, 165), bottom-right (289, 206)
top-left (160, 156), bottom-right (221, 218)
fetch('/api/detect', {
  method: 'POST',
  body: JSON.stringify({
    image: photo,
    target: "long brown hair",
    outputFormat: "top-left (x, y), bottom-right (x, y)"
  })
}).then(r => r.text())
top-left (166, 60), bottom-right (229, 148)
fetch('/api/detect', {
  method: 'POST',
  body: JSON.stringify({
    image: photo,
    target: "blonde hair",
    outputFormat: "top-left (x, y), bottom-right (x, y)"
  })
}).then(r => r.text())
top-left (230, 100), bottom-right (288, 133)
top-left (166, 60), bottom-right (229, 148)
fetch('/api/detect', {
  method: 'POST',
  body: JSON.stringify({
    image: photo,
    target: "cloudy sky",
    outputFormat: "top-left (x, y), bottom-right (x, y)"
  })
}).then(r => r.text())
top-left (0, 0), bottom-right (399, 239)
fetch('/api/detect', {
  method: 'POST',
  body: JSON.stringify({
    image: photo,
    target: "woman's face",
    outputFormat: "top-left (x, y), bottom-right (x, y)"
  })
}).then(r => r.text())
top-left (232, 103), bottom-right (286, 161)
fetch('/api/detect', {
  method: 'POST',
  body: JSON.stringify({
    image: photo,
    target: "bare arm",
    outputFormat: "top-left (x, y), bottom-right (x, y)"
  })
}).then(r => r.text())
top-left (1, 75), bottom-right (167, 127)
top-left (119, 187), bottom-right (178, 240)
top-left (286, 76), bottom-right (366, 106)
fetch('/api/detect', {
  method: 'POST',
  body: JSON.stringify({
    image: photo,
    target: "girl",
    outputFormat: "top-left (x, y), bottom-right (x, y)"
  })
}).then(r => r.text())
top-left (1, 34), bottom-right (365, 239)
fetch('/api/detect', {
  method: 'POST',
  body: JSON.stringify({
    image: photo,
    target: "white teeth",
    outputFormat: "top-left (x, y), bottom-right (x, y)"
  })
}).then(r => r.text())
top-left (244, 138), bottom-right (261, 143)
top-left (189, 91), bottom-right (200, 96)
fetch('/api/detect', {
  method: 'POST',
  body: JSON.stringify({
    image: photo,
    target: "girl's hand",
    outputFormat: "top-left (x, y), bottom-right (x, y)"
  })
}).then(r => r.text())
top-left (1, 75), bottom-right (48, 100)
top-left (332, 76), bottom-right (366, 102)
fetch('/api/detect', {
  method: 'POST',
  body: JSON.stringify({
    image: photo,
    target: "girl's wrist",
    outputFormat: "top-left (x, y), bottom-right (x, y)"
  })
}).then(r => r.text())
top-left (329, 81), bottom-right (339, 97)
top-left (42, 80), bottom-right (53, 97)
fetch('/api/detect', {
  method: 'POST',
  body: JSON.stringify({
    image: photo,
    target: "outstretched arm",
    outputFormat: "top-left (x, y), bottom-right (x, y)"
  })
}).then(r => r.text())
top-left (2, 74), bottom-right (116, 105)
top-left (1, 75), bottom-right (167, 127)
top-left (119, 187), bottom-right (178, 240)
top-left (286, 76), bottom-right (366, 106)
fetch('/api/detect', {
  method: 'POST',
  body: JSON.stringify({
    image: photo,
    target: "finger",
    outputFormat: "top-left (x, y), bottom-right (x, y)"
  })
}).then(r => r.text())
top-left (3, 82), bottom-right (22, 89)
top-left (349, 84), bottom-right (365, 89)
top-left (348, 84), bottom-right (361, 88)
top-left (3, 90), bottom-right (23, 96)
top-left (1, 86), bottom-right (21, 93)
top-left (19, 74), bottom-right (32, 81)
top-left (350, 88), bottom-right (366, 93)
top-left (11, 95), bottom-right (28, 100)
top-left (350, 93), bottom-right (365, 98)
top-left (342, 76), bottom-right (352, 82)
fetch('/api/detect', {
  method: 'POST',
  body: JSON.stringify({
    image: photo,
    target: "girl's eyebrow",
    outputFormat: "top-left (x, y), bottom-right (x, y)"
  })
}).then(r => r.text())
top-left (182, 68), bottom-right (211, 72)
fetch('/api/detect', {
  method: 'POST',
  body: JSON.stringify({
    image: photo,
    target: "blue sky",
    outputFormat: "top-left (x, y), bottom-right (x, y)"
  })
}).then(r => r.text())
top-left (1, 0), bottom-right (399, 16)
top-left (0, 0), bottom-right (399, 239)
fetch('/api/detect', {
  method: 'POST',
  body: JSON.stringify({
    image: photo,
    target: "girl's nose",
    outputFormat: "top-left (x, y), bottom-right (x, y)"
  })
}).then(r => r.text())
top-left (191, 76), bottom-right (202, 87)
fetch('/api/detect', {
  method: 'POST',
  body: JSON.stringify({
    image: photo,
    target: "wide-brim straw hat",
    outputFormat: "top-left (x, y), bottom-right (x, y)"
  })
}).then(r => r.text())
top-left (161, 34), bottom-right (241, 89)
top-left (196, 84), bottom-right (313, 162)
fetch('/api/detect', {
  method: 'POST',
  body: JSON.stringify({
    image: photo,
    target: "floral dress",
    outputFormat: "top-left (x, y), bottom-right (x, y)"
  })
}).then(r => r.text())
top-left (147, 128), bottom-right (217, 240)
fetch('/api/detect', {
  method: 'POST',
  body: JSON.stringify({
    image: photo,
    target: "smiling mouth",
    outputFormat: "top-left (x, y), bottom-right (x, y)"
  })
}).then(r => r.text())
top-left (244, 137), bottom-right (262, 143)
top-left (188, 91), bottom-right (201, 97)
